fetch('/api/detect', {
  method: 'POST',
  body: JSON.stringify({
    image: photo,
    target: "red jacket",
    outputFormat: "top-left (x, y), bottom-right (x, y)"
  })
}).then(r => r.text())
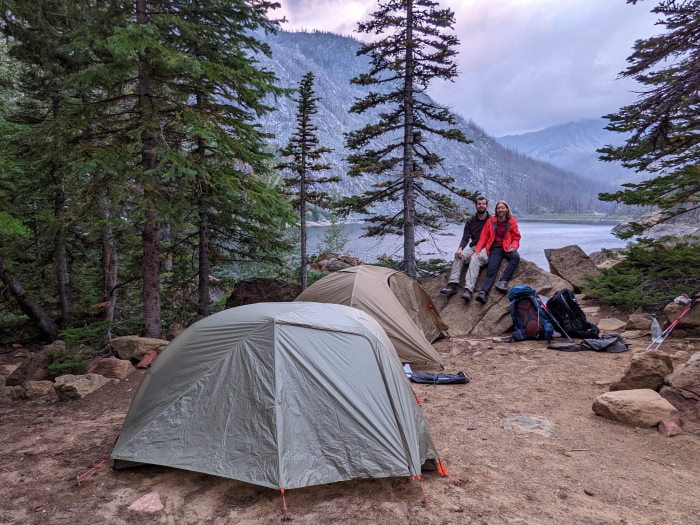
top-left (475, 217), bottom-right (521, 255)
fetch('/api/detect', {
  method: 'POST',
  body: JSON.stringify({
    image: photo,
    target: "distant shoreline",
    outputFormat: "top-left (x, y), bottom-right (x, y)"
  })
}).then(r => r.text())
top-left (308, 216), bottom-right (623, 227)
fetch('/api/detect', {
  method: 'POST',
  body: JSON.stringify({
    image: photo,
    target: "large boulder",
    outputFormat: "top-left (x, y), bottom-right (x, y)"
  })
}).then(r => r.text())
top-left (592, 389), bottom-right (679, 427)
top-left (1, 350), bottom-right (49, 386)
top-left (24, 381), bottom-right (57, 400)
top-left (225, 278), bottom-right (302, 309)
top-left (54, 374), bottom-right (115, 401)
top-left (424, 259), bottom-right (572, 337)
top-left (544, 245), bottom-right (599, 292)
top-left (87, 357), bottom-right (134, 380)
top-left (310, 252), bottom-right (365, 272)
top-left (610, 350), bottom-right (674, 391)
top-left (108, 336), bottom-right (169, 361)
top-left (660, 352), bottom-right (700, 434)
top-left (663, 301), bottom-right (700, 336)
top-left (625, 313), bottom-right (652, 331)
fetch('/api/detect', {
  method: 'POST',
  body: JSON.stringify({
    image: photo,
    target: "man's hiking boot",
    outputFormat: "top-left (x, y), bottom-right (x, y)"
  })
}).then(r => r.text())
top-left (475, 291), bottom-right (487, 304)
top-left (440, 284), bottom-right (458, 295)
top-left (461, 289), bottom-right (472, 302)
top-left (495, 280), bottom-right (509, 293)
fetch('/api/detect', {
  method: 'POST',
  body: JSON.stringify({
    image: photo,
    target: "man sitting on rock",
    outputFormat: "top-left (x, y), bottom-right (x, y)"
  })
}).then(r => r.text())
top-left (440, 196), bottom-right (490, 302)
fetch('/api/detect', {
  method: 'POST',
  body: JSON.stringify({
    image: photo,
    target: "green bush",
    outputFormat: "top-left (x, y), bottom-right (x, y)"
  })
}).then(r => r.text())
top-left (47, 345), bottom-right (91, 379)
top-left (583, 238), bottom-right (700, 312)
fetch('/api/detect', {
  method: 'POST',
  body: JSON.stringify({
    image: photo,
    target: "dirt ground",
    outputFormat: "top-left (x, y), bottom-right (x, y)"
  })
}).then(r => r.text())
top-left (1, 334), bottom-right (699, 525)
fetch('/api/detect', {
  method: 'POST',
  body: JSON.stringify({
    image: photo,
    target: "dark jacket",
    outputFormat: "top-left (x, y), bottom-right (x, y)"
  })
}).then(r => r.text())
top-left (459, 212), bottom-right (491, 249)
top-left (475, 217), bottom-right (521, 255)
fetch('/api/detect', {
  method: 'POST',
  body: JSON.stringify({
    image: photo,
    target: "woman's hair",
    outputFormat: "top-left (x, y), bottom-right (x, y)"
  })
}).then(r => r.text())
top-left (495, 200), bottom-right (513, 219)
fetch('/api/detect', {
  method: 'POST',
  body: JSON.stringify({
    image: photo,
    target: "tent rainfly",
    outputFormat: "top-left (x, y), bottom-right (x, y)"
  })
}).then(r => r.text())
top-left (296, 265), bottom-right (447, 366)
top-left (111, 302), bottom-right (440, 490)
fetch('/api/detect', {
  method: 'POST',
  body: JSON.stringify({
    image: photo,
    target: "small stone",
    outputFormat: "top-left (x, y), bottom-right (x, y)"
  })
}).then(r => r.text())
top-left (24, 381), bottom-right (56, 399)
top-left (658, 420), bottom-right (682, 437)
top-left (598, 318), bottom-right (627, 332)
top-left (127, 491), bottom-right (163, 513)
top-left (584, 489), bottom-right (595, 496)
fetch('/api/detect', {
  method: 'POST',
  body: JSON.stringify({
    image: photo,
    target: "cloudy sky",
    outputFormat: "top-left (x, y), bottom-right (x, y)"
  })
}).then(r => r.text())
top-left (272, 0), bottom-right (661, 136)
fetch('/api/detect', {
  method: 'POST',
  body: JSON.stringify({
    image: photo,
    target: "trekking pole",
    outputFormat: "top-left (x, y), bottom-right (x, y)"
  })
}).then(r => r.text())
top-left (646, 297), bottom-right (697, 351)
top-left (536, 296), bottom-right (573, 342)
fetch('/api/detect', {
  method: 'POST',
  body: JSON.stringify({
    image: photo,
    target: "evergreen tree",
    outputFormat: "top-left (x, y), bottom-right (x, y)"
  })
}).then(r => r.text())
top-left (64, 0), bottom-right (293, 334)
top-left (599, 0), bottom-right (700, 237)
top-left (344, 0), bottom-right (476, 278)
top-left (277, 72), bottom-right (337, 289)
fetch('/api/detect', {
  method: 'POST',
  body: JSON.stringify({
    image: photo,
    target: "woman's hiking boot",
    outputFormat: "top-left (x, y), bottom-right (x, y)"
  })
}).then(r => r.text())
top-left (440, 283), bottom-right (458, 295)
top-left (495, 280), bottom-right (509, 293)
top-left (475, 291), bottom-right (487, 304)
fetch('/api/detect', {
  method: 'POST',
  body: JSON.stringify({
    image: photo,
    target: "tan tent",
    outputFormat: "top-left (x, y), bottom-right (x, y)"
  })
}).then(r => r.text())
top-left (296, 265), bottom-right (447, 366)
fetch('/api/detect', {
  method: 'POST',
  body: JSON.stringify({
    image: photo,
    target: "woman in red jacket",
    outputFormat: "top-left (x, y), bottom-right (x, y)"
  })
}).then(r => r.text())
top-left (473, 200), bottom-right (521, 303)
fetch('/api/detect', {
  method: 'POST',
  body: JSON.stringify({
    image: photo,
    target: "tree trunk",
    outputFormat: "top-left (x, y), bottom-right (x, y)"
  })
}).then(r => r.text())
top-left (300, 153), bottom-right (308, 289)
top-left (53, 188), bottom-right (73, 323)
top-left (137, 0), bottom-right (161, 338)
top-left (402, 0), bottom-right (417, 279)
top-left (142, 210), bottom-right (161, 338)
top-left (99, 198), bottom-right (118, 334)
top-left (0, 256), bottom-right (59, 340)
top-left (198, 193), bottom-right (211, 316)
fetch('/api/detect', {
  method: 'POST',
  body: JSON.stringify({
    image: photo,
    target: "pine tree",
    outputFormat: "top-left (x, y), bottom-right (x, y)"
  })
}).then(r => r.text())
top-left (598, 0), bottom-right (700, 237)
top-left (344, 0), bottom-right (476, 278)
top-left (277, 72), bottom-right (337, 289)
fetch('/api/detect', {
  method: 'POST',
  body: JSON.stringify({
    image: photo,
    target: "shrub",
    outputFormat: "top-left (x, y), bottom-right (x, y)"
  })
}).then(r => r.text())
top-left (583, 238), bottom-right (700, 312)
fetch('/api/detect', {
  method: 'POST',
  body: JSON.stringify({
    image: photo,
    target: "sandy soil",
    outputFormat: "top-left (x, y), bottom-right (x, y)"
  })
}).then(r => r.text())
top-left (1, 335), bottom-right (699, 525)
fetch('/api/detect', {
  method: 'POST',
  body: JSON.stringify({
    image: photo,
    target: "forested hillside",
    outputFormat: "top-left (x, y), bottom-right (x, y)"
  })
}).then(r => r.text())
top-left (259, 30), bottom-right (624, 215)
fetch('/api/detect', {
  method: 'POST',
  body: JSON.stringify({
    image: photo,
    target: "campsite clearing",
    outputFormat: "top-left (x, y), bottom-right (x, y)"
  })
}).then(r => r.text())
top-left (1, 336), bottom-right (699, 524)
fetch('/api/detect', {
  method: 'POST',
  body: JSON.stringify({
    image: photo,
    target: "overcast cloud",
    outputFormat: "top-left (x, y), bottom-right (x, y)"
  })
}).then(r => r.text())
top-left (273, 0), bottom-right (660, 136)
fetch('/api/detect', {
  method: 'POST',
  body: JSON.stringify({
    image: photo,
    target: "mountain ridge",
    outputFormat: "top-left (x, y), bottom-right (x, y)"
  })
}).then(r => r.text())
top-left (258, 30), bottom-right (623, 216)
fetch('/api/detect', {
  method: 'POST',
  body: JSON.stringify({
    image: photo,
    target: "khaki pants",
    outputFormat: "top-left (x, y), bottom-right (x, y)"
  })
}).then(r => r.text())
top-left (447, 247), bottom-right (489, 292)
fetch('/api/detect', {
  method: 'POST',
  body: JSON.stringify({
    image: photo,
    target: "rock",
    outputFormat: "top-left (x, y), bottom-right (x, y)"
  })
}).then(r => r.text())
top-left (501, 413), bottom-right (554, 437)
top-left (593, 389), bottom-right (679, 427)
top-left (2, 384), bottom-right (25, 400)
top-left (54, 374), bottom-right (114, 401)
top-left (620, 330), bottom-right (649, 339)
top-left (658, 420), bottom-right (683, 437)
top-left (589, 248), bottom-right (627, 266)
top-left (544, 245), bottom-right (600, 292)
top-left (625, 313), bottom-right (651, 331)
top-left (610, 350), bottom-right (674, 391)
top-left (225, 277), bottom-right (302, 309)
top-left (425, 259), bottom-right (572, 337)
top-left (127, 492), bottom-right (164, 513)
top-left (663, 302), bottom-right (700, 335)
top-left (659, 386), bottom-right (700, 434)
top-left (43, 340), bottom-right (67, 352)
top-left (109, 336), bottom-right (169, 361)
top-left (666, 354), bottom-right (700, 396)
top-left (581, 306), bottom-right (600, 316)
top-left (24, 381), bottom-right (57, 399)
top-left (598, 318), bottom-right (627, 332)
top-left (87, 357), bottom-right (134, 380)
top-left (0, 363), bottom-right (22, 383)
top-left (2, 350), bottom-right (49, 387)
top-left (310, 252), bottom-right (365, 272)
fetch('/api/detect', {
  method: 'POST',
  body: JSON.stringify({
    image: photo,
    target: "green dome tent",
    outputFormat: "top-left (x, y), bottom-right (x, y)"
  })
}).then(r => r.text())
top-left (112, 302), bottom-right (439, 490)
top-left (296, 265), bottom-right (447, 366)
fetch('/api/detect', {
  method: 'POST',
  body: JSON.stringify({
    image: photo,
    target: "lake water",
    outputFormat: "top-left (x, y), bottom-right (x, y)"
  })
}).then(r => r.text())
top-left (307, 220), bottom-right (629, 269)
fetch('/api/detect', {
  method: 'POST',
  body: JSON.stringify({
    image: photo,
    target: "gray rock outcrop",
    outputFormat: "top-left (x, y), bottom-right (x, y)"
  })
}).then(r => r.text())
top-left (425, 259), bottom-right (572, 337)
top-left (544, 245), bottom-right (600, 292)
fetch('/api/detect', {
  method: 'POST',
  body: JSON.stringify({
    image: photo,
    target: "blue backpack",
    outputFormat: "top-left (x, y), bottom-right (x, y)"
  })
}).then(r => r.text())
top-left (507, 285), bottom-right (554, 342)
